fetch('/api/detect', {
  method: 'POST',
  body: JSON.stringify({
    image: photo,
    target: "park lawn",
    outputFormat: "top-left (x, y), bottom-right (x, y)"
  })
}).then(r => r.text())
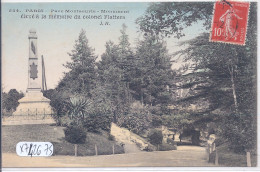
top-left (210, 143), bottom-right (257, 167)
top-left (2, 124), bottom-right (64, 153)
top-left (2, 124), bottom-right (124, 156)
top-left (54, 131), bottom-right (124, 156)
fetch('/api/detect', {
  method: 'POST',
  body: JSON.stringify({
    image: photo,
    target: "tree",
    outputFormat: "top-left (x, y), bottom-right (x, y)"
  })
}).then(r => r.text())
top-left (174, 3), bottom-right (257, 116)
top-left (97, 41), bottom-right (125, 122)
top-left (97, 24), bottom-right (134, 121)
top-left (53, 29), bottom-right (98, 124)
top-left (2, 89), bottom-right (24, 113)
top-left (98, 26), bottom-right (174, 118)
top-left (133, 34), bottom-right (174, 109)
top-left (137, 2), bottom-right (213, 38)
top-left (118, 24), bottom-right (135, 105)
top-left (58, 29), bottom-right (97, 97)
top-left (137, 2), bottom-right (257, 151)
top-left (177, 12), bottom-right (256, 152)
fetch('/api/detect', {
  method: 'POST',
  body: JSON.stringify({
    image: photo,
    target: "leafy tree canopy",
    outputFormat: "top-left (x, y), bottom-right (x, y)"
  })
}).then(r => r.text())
top-left (137, 2), bottom-right (213, 38)
top-left (2, 89), bottom-right (24, 112)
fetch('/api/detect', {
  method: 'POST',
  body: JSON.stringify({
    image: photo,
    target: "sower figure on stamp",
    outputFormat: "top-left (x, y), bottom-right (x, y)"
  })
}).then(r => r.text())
top-left (219, 7), bottom-right (243, 40)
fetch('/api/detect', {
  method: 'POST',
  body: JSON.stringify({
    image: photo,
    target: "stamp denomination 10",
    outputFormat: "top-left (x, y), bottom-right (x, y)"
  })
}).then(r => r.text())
top-left (210, 0), bottom-right (250, 45)
top-left (16, 142), bottom-right (53, 157)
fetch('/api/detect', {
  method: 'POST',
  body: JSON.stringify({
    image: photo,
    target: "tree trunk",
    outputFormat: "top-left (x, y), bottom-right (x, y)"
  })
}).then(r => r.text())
top-left (141, 91), bottom-right (144, 107)
top-left (149, 94), bottom-right (152, 106)
top-left (215, 147), bottom-right (219, 165)
top-left (74, 144), bottom-right (78, 156)
top-left (247, 152), bottom-right (252, 167)
top-left (125, 83), bottom-right (128, 104)
top-left (113, 112), bottom-right (117, 123)
top-left (95, 144), bottom-right (98, 156)
top-left (112, 144), bottom-right (115, 154)
top-left (230, 66), bottom-right (238, 113)
top-left (141, 78), bottom-right (144, 107)
top-left (127, 82), bottom-right (130, 104)
top-left (81, 78), bottom-right (85, 93)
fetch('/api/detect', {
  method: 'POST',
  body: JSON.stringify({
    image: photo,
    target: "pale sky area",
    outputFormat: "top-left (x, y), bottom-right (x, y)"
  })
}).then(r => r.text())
top-left (2, 2), bottom-right (206, 93)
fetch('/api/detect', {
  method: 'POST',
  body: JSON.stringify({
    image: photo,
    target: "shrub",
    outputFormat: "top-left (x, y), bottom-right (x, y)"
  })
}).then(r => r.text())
top-left (148, 129), bottom-right (163, 146)
top-left (118, 113), bottom-right (152, 135)
top-left (159, 143), bottom-right (177, 151)
top-left (56, 115), bottom-right (73, 127)
top-left (82, 114), bottom-right (112, 133)
top-left (43, 89), bottom-right (70, 119)
top-left (191, 130), bottom-right (200, 146)
top-left (64, 124), bottom-right (86, 144)
top-left (108, 134), bottom-right (115, 141)
top-left (151, 115), bottom-right (162, 127)
top-left (166, 138), bottom-right (176, 145)
top-left (143, 144), bottom-right (157, 152)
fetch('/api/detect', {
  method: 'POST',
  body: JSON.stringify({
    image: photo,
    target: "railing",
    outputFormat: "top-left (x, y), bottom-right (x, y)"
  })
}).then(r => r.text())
top-left (2, 108), bottom-right (54, 121)
top-left (14, 108), bottom-right (53, 115)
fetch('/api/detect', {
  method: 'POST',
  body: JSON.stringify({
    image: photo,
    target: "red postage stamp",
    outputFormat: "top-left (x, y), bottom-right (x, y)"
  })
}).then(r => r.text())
top-left (210, 0), bottom-right (250, 45)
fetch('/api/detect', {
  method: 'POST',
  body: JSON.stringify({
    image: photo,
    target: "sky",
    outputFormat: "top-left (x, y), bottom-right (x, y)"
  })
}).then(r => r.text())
top-left (2, 2), bottom-right (205, 93)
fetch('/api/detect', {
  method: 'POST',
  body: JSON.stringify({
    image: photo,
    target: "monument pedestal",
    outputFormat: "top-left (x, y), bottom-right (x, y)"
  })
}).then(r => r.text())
top-left (13, 90), bottom-right (52, 116)
top-left (9, 89), bottom-right (55, 125)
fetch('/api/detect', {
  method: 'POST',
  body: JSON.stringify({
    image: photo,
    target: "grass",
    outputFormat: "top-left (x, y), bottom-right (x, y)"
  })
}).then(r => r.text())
top-left (54, 132), bottom-right (124, 156)
top-left (2, 124), bottom-right (124, 156)
top-left (2, 124), bottom-right (64, 153)
top-left (209, 143), bottom-right (257, 167)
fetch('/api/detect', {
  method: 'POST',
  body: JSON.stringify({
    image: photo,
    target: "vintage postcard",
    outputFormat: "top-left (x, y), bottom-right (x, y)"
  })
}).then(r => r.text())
top-left (1, 0), bottom-right (258, 170)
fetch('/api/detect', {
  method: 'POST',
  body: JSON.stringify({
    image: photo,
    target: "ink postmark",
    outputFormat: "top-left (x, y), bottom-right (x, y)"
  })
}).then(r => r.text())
top-left (210, 0), bottom-right (250, 45)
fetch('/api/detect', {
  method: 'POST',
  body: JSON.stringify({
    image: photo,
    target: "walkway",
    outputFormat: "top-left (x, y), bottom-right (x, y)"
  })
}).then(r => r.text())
top-left (2, 146), bottom-right (216, 167)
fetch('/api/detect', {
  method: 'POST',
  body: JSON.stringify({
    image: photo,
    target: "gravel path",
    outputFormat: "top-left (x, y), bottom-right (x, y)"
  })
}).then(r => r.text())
top-left (2, 146), bottom-right (216, 167)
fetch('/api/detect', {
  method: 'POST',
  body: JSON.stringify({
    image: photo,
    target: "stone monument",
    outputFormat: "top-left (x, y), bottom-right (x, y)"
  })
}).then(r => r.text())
top-left (13, 29), bottom-right (52, 116)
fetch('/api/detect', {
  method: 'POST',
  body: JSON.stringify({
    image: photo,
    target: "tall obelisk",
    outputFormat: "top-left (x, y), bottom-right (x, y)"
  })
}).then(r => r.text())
top-left (13, 29), bottom-right (52, 117)
top-left (27, 29), bottom-right (41, 92)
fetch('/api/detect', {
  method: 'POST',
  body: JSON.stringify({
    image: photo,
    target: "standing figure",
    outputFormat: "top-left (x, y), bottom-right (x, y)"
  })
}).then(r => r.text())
top-left (219, 7), bottom-right (242, 40)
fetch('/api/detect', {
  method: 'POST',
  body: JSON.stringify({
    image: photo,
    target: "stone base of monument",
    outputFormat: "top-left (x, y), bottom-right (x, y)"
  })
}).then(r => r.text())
top-left (8, 91), bottom-right (55, 125)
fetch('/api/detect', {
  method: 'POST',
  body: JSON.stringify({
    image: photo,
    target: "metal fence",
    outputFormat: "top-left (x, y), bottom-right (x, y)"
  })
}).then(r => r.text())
top-left (14, 108), bottom-right (53, 115)
top-left (2, 108), bottom-right (54, 121)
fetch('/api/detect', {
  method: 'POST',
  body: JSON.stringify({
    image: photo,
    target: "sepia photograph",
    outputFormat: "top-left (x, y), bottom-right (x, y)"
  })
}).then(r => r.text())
top-left (1, 0), bottom-right (258, 169)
